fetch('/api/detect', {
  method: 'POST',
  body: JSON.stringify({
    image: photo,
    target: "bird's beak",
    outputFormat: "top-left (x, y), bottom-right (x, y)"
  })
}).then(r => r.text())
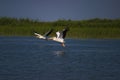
top-left (61, 43), bottom-right (65, 47)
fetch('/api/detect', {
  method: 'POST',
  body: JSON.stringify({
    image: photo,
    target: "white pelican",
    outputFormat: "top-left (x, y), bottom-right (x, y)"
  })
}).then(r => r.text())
top-left (34, 29), bottom-right (53, 40)
top-left (48, 28), bottom-right (69, 47)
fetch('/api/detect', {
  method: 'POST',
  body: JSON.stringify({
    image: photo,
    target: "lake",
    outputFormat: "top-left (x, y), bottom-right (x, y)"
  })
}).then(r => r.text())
top-left (0, 36), bottom-right (120, 80)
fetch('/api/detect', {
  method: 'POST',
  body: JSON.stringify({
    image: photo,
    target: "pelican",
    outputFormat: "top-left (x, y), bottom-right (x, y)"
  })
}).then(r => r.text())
top-left (34, 29), bottom-right (53, 40)
top-left (48, 28), bottom-right (69, 47)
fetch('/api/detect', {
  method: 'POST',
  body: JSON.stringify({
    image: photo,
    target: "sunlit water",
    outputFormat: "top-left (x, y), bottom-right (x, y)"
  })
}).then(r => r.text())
top-left (0, 36), bottom-right (120, 80)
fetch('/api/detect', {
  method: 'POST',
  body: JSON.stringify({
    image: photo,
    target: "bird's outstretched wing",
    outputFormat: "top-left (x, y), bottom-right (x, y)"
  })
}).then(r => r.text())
top-left (60, 27), bottom-right (69, 39)
top-left (56, 31), bottom-right (60, 38)
top-left (44, 29), bottom-right (53, 37)
top-left (34, 32), bottom-right (41, 37)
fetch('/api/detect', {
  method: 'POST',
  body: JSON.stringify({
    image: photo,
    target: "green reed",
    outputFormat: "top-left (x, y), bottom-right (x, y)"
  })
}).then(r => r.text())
top-left (0, 17), bottom-right (120, 38)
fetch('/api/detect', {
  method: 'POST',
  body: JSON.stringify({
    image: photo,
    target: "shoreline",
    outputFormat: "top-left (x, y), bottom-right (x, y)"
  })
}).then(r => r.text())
top-left (0, 35), bottom-right (120, 39)
top-left (0, 17), bottom-right (120, 39)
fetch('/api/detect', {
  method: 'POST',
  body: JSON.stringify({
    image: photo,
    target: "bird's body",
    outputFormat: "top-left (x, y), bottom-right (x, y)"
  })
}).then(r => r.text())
top-left (50, 37), bottom-right (64, 43)
top-left (48, 28), bottom-right (69, 47)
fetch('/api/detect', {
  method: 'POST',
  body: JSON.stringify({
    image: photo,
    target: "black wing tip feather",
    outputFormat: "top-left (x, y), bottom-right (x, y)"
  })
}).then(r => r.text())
top-left (62, 27), bottom-right (69, 38)
top-left (44, 29), bottom-right (53, 36)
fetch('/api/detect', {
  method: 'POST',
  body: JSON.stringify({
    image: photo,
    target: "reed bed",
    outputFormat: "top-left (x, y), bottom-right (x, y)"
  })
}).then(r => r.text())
top-left (0, 17), bottom-right (120, 38)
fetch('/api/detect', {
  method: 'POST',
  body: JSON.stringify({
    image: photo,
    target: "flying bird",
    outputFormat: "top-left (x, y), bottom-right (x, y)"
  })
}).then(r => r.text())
top-left (34, 29), bottom-right (53, 40)
top-left (48, 28), bottom-right (69, 47)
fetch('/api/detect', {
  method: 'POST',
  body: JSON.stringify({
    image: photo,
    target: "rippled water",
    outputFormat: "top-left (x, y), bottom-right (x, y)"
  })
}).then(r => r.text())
top-left (0, 36), bottom-right (120, 80)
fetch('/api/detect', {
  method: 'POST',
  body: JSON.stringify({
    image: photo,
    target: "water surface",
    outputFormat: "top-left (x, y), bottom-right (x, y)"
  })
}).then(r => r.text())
top-left (0, 36), bottom-right (120, 80)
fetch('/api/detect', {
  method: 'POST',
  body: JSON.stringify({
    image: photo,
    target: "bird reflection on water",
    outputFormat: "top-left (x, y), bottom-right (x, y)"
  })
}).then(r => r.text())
top-left (53, 50), bottom-right (65, 56)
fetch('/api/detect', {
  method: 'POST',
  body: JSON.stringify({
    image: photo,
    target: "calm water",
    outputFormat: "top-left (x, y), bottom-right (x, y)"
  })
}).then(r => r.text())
top-left (0, 36), bottom-right (120, 80)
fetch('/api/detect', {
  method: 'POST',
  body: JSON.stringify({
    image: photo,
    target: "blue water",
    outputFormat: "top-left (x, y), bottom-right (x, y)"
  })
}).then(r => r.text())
top-left (0, 36), bottom-right (120, 80)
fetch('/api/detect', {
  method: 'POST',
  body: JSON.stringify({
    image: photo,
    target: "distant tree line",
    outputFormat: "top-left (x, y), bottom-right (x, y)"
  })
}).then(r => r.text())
top-left (0, 17), bottom-right (120, 27)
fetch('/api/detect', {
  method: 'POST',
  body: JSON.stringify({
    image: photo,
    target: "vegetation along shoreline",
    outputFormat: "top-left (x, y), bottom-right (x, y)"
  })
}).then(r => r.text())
top-left (0, 17), bottom-right (120, 39)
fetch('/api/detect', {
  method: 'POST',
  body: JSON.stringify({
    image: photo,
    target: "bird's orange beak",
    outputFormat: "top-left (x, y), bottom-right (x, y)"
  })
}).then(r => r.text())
top-left (61, 43), bottom-right (65, 47)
